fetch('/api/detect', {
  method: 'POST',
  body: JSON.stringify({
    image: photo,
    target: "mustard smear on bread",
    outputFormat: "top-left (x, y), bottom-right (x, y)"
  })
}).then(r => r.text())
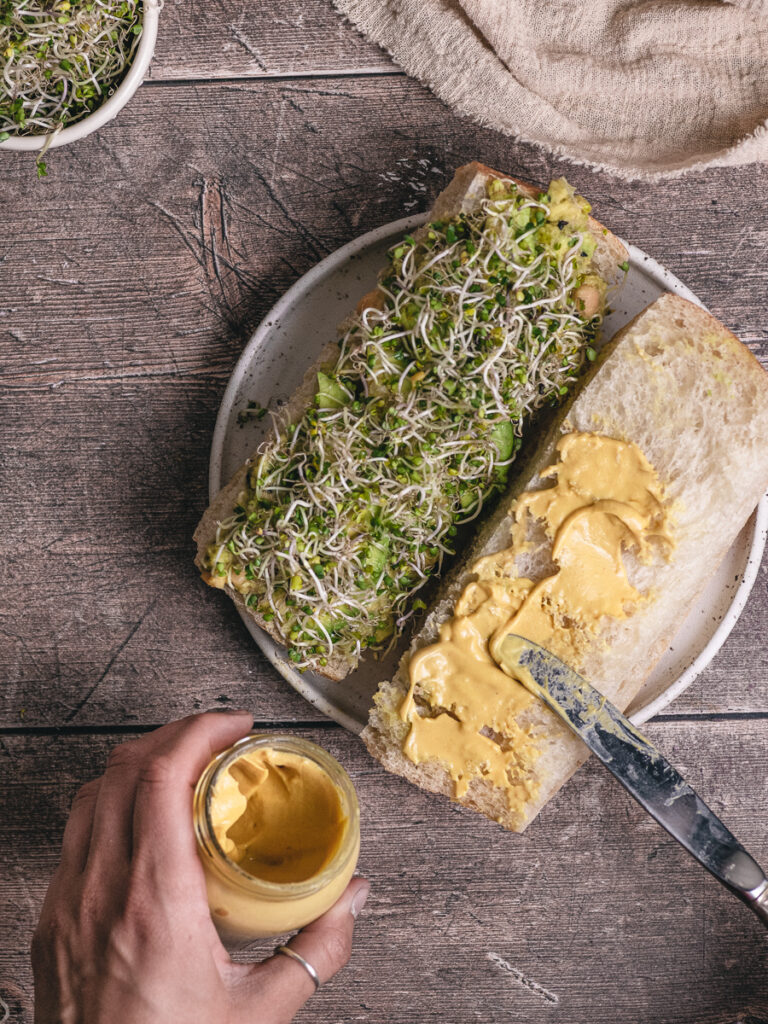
top-left (399, 433), bottom-right (673, 815)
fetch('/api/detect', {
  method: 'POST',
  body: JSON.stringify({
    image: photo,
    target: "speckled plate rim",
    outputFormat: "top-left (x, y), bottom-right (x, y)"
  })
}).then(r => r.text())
top-left (209, 219), bottom-right (767, 734)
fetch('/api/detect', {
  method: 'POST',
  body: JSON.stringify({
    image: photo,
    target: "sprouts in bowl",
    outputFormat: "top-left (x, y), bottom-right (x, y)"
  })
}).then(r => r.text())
top-left (0, 0), bottom-right (160, 163)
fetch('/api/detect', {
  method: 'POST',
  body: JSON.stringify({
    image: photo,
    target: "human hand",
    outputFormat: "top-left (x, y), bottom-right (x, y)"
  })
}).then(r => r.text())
top-left (32, 712), bottom-right (370, 1024)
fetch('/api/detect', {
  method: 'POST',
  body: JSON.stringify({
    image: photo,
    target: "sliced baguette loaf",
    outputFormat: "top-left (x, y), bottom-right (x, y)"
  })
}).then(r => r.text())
top-left (194, 162), bottom-right (627, 681)
top-left (363, 293), bottom-right (768, 831)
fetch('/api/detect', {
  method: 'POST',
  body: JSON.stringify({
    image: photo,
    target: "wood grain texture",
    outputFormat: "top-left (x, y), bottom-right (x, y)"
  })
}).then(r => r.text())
top-left (1, 723), bottom-right (767, 1024)
top-left (147, 0), bottom-right (395, 80)
top-left (1, 23), bottom-right (768, 1023)
top-left (1, 74), bottom-right (767, 727)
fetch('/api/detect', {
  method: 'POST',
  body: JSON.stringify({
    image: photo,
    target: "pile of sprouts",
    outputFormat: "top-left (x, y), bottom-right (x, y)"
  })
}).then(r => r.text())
top-left (206, 178), bottom-right (605, 672)
top-left (0, 0), bottom-right (142, 172)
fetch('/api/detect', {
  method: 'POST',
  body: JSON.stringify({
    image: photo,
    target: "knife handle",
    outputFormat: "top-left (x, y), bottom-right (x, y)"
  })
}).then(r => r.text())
top-left (499, 634), bottom-right (768, 929)
top-left (748, 883), bottom-right (768, 925)
top-left (717, 847), bottom-right (768, 928)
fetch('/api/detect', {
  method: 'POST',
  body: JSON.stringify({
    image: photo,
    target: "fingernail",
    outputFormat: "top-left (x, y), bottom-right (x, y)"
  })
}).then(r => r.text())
top-left (350, 882), bottom-right (370, 918)
top-left (215, 708), bottom-right (252, 717)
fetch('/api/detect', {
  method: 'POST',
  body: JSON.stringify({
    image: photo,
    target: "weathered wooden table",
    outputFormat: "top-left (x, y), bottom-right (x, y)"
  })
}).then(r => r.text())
top-left (2, 3), bottom-right (768, 1021)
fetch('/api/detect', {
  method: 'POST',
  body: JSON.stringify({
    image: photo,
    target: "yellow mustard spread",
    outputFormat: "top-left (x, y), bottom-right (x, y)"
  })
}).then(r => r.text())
top-left (210, 747), bottom-right (347, 884)
top-left (195, 736), bottom-right (361, 941)
top-left (398, 432), bottom-right (673, 813)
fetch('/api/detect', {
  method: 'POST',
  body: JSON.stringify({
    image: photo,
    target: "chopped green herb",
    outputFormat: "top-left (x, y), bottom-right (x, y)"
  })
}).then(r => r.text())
top-left (237, 400), bottom-right (269, 426)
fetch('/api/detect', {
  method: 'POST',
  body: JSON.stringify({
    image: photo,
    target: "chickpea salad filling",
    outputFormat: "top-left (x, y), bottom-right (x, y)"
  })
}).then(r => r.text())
top-left (202, 177), bottom-right (613, 673)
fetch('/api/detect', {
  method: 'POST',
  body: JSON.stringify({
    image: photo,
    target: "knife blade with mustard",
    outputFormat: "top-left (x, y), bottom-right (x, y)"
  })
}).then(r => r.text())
top-left (494, 634), bottom-right (768, 926)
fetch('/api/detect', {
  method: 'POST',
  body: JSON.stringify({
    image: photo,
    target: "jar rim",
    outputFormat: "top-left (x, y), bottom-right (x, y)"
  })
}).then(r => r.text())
top-left (194, 733), bottom-right (360, 900)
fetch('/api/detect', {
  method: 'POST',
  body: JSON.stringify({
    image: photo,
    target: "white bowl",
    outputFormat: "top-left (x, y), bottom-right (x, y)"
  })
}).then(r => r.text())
top-left (0, 0), bottom-right (160, 152)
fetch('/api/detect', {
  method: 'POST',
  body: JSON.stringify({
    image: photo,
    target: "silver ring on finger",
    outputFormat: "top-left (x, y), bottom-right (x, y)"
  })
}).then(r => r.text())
top-left (274, 944), bottom-right (321, 991)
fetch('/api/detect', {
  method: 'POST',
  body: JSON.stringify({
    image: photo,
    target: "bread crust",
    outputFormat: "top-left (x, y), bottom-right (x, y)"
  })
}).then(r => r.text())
top-left (194, 163), bottom-right (628, 681)
top-left (363, 293), bottom-right (768, 831)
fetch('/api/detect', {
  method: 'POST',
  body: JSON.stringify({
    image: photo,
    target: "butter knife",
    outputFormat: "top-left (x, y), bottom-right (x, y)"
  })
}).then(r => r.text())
top-left (495, 634), bottom-right (768, 926)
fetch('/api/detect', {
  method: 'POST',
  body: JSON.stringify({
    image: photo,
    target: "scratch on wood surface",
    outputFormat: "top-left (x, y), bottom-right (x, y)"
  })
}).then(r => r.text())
top-left (248, 163), bottom-right (325, 262)
top-left (0, 626), bottom-right (45, 680)
top-left (0, 364), bottom-right (232, 393)
top-left (36, 275), bottom-right (83, 286)
top-left (228, 25), bottom-right (267, 71)
top-left (486, 952), bottom-right (560, 1006)
top-left (146, 199), bottom-right (207, 270)
top-left (64, 599), bottom-right (157, 722)
top-left (147, 183), bottom-right (254, 329)
top-left (269, 95), bottom-right (287, 189)
top-left (91, 130), bottom-right (130, 174)
top-left (10, 862), bottom-right (38, 917)
top-left (196, 177), bottom-right (251, 324)
top-left (271, 13), bottom-right (304, 28)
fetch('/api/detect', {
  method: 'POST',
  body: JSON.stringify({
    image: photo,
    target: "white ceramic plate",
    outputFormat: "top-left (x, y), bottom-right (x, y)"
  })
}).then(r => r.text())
top-left (209, 217), bottom-right (767, 733)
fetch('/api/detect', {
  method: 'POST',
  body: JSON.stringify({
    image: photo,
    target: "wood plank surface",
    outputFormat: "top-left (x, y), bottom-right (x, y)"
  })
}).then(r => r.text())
top-left (1, 75), bottom-right (767, 727)
top-left (147, 0), bottom-right (395, 80)
top-left (2, 722), bottom-right (767, 1024)
top-left (2, 30), bottom-right (768, 1024)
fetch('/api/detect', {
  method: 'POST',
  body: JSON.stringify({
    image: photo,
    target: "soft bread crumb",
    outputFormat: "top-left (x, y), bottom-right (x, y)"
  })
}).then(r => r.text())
top-left (363, 293), bottom-right (768, 832)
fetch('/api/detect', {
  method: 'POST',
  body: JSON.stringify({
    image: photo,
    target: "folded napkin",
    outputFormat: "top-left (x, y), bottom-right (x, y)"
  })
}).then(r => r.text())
top-left (333, 0), bottom-right (768, 179)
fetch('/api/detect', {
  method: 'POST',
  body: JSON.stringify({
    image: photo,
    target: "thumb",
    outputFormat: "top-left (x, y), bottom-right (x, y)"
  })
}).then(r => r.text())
top-left (284, 877), bottom-right (370, 987)
top-left (232, 878), bottom-right (370, 1023)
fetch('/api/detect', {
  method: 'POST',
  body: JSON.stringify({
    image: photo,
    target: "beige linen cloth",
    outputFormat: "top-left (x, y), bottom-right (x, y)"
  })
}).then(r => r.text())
top-left (332, 0), bottom-right (768, 178)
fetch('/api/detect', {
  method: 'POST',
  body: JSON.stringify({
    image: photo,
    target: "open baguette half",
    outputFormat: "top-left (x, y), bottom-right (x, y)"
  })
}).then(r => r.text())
top-left (363, 293), bottom-right (768, 831)
top-left (194, 163), bottom-right (627, 680)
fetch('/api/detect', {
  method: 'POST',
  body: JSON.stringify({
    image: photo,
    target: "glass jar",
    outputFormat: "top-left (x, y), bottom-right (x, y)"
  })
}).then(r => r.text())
top-left (193, 733), bottom-right (360, 943)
